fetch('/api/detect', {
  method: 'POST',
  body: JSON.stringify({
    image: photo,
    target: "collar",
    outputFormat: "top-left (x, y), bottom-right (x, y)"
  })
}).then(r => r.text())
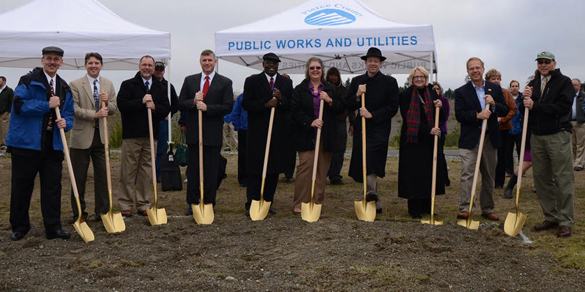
top-left (202, 71), bottom-right (216, 81)
top-left (264, 73), bottom-right (277, 84)
top-left (43, 71), bottom-right (55, 86)
top-left (141, 76), bottom-right (152, 85)
top-left (472, 80), bottom-right (485, 90)
top-left (87, 74), bottom-right (99, 85)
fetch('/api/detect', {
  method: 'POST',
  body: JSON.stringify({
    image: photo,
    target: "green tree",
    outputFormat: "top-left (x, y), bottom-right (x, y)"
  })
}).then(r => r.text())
top-left (444, 88), bottom-right (455, 99)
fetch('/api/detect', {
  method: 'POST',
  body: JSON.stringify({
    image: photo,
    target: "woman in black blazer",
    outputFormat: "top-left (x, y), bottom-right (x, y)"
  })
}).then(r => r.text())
top-left (290, 57), bottom-right (343, 215)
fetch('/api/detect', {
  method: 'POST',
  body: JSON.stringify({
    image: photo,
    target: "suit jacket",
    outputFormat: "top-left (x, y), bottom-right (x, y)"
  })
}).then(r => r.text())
top-left (576, 91), bottom-right (585, 124)
top-left (242, 72), bottom-right (293, 174)
top-left (69, 75), bottom-right (117, 149)
top-left (455, 81), bottom-right (508, 149)
top-left (177, 72), bottom-right (233, 147)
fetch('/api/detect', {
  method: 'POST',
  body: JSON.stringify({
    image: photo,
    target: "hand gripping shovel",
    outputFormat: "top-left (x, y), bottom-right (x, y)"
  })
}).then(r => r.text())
top-left (250, 105), bottom-right (276, 221)
top-left (354, 93), bottom-right (376, 222)
top-left (99, 101), bottom-right (125, 233)
top-left (192, 109), bottom-right (214, 224)
top-left (146, 108), bottom-right (167, 225)
top-left (301, 99), bottom-right (324, 222)
top-left (504, 109), bottom-right (529, 236)
top-left (457, 118), bottom-right (488, 230)
top-left (55, 108), bottom-right (94, 243)
top-left (422, 107), bottom-right (443, 225)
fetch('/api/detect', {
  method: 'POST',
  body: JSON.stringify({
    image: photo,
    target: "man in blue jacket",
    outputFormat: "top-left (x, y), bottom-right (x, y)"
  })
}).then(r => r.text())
top-left (7, 46), bottom-right (75, 241)
top-left (229, 93), bottom-right (248, 187)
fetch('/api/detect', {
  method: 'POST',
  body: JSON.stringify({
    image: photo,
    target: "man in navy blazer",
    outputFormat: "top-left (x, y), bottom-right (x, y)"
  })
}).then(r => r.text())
top-left (178, 50), bottom-right (233, 209)
top-left (455, 57), bottom-right (508, 221)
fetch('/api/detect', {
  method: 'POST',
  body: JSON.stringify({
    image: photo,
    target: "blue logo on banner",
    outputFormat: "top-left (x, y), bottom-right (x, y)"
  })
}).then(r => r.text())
top-left (304, 9), bottom-right (356, 26)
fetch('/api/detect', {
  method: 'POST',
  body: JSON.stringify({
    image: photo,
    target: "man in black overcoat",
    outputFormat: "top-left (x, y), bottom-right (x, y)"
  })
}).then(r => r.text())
top-left (345, 47), bottom-right (399, 214)
top-left (242, 53), bottom-right (293, 215)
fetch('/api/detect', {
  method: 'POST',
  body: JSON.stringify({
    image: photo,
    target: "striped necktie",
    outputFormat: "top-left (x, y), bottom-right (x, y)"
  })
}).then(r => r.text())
top-left (94, 79), bottom-right (99, 128)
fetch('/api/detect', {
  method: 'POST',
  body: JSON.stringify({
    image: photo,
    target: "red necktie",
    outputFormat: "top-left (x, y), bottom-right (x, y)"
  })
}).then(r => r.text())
top-left (269, 77), bottom-right (274, 89)
top-left (202, 75), bottom-right (210, 99)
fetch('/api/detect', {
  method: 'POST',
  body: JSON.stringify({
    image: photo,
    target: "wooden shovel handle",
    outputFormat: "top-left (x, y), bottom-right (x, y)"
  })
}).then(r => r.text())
top-left (515, 109), bottom-right (530, 211)
top-left (101, 101), bottom-right (114, 211)
top-left (361, 93), bottom-right (367, 200)
top-left (55, 108), bottom-right (83, 220)
top-left (260, 105), bottom-right (276, 200)
top-left (198, 109), bottom-right (204, 202)
top-left (311, 99), bottom-right (325, 181)
top-left (147, 109), bottom-right (158, 206)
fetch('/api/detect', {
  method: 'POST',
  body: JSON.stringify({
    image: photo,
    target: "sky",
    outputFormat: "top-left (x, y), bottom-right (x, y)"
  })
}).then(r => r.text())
top-left (1, 0), bottom-right (584, 93)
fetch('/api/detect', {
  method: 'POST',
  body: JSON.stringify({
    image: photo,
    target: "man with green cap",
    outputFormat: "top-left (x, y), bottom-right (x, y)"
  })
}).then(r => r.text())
top-left (520, 51), bottom-right (574, 238)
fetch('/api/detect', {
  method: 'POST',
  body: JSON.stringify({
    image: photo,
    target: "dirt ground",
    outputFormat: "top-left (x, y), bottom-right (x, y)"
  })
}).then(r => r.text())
top-left (0, 153), bottom-right (584, 292)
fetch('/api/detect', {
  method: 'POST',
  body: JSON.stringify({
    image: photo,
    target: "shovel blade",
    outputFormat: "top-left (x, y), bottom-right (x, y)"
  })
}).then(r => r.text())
top-left (147, 207), bottom-right (168, 226)
top-left (301, 202), bottom-right (322, 223)
top-left (193, 203), bottom-right (215, 224)
top-left (421, 218), bottom-right (444, 225)
top-left (73, 221), bottom-right (95, 243)
top-left (249, 199), bottom-right (271, 221)
top-left (101, 212), bottom-right (126, 234)
top-left (457, 218), bottom-right (479, 230)
top-left (504, 212), bottom-right (527, 237)
top-left (354, 200), bottom-right (376, 222)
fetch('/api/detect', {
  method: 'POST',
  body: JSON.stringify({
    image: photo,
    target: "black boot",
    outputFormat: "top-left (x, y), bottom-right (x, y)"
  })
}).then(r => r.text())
top-left (504, 174), bottom-right (517, 199)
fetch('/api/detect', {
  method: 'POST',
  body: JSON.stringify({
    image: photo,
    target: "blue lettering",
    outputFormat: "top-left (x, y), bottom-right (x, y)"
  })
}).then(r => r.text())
top-left (410, 36), bottom-right (417, 45)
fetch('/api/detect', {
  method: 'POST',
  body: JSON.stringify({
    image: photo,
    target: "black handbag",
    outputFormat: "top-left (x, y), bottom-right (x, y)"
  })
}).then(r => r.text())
top-left (161, 144), bottom-right (183, 191)
top-left (176, 132), bottom-right (189, 167)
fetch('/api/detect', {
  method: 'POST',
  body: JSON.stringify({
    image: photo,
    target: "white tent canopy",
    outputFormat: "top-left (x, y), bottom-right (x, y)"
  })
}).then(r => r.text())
top-left (0, 0), bottom-right (171, 70)
top-left (215, 0), bottom-right (436, 75)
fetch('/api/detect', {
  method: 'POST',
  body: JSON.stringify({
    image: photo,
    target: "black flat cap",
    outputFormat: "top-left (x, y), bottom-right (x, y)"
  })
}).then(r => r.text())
top-left (42, 46), bottom-right (64, 56)
top-left (263, 52), bottom-right (281, 62)
top-left (155, 61), bottom-right (165, 70)
top-left (361, 47), bottom-right (386, 61)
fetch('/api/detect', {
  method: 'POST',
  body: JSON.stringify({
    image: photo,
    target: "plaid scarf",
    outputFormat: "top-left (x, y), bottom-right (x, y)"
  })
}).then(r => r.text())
top-left (406, 87), bottom-right (434, 143)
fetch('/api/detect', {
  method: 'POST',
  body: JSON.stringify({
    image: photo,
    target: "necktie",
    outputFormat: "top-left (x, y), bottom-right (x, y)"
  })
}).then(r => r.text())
top-left (269, 77), bottom-right (274, 89)
top-left (541, 77), bottom-right (547, 96)
top-left (47, 79), bottom-right (54, 131)
top-left (202, 75), bottom-right (210, 99)
top-left (145, 80), bottom-right (150, 93)
top-left (94, 79), bottom-right (100, 128)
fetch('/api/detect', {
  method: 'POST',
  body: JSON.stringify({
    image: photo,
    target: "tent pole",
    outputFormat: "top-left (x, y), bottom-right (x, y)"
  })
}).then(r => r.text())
top-left (430, 51), bottom-right (434, 83)
top-left (167, 60), bottom-right (172, 150)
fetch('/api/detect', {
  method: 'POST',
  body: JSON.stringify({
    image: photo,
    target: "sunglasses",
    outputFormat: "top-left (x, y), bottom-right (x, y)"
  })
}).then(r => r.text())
top-left (537, 59), bottom-right (552, 65)
top-left (309, 66), bottom-right (322, 70)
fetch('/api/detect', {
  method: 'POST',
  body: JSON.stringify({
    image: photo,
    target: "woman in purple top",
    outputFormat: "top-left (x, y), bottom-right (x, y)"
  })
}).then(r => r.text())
top-left (433, 81), bottom-right (451, 188)
top-left (290, 57), bottom-right (343, 215)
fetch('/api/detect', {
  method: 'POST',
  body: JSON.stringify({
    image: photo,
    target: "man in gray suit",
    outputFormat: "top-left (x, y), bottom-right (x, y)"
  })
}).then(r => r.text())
top-left (178, 49), bottom-right (233, 210)
top-left (69, 52), bottom-right (117, 222)
top-left (571, 78), bottom-right (585, 171)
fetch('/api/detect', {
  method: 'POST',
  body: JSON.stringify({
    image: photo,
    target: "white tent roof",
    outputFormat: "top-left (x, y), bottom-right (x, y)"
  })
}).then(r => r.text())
top-left (215, 0), bottom-right (436, 75)
top-left (0, 0), bottom-right (171, 70)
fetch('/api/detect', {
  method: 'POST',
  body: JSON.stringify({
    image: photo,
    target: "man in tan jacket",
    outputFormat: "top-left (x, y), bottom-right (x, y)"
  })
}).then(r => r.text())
top-left (69, 52), bottom-right (117, 222)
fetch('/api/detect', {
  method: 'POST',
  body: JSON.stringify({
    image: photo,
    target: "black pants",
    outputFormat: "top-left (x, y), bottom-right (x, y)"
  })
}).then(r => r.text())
top-left (186, 144), bottom-right (220, 205)
top-left (439, 132), bottom-right (450, 187)
top-left (246, 173), bottom-right (279, 210)
top-left (10, 132), bottom-right (64, 234)
top-left (407, 198), bottom-right (432, 217)
top-left (70, 130), bottom-right (108, 219)
top-left (327, 122), bottom-right (347, 181)
top-left (237, 129), bottom-right (247, 185)
top-left (495, 129), bottom-right (512, 186)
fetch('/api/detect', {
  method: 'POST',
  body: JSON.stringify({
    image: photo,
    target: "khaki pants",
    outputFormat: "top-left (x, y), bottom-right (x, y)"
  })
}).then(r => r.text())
top-left (571, 121), bottom-right (585, 168)
top-left (0, 112), bottom-right (9, 146)
top-left (459, 135), bottom-right (497, 214)
top-left (118, 137), bottom-right (155, 212)
top-left (293, 147), bottom-right (331, 210)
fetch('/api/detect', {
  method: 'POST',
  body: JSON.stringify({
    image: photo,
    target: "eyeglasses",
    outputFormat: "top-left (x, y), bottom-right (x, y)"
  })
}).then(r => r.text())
top-left (413, 75), bottom-right (425, 80)
top-left (309, 66), bottom-right (322, 70)
top-left (537, 59), bottom-right (552, 65)
top-left (467, 66), bottom-right (482, 71)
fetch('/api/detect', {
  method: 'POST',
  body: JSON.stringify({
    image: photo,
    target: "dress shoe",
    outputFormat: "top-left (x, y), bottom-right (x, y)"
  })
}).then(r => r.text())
top-left (376, 208), bottom-right (383, 214)
top-left (79, 217), bottom-right (86, 223)
top-left (185, 207), bottom-right (193, 216)
top-left (46, 229), bottom-right (71, 240)
top-left (481, 212), bottom-right (499, 221)
top-left (292, 209), bottom-right (301, 216)
top-left (410, 213), bottom-right (422, 219)
top-left (365, 193), bottom-right (378, 202)
top-left (457, 211), bottom-right (469, 219)
top-left (285, 177), bottom-right (294, 183)
top-left (574, 166), bottom-right (583, 171)
top-left (10, 231), bottom-right (26, 241)
top-left (121, 210), bottom-right (132, 217)
top-left (137, 210), bottom-right (148, 216)
top-left (94, 214), bottom-right (103, 222)
top-left (245, 209), bottom-right (250, 217)
top-left (534, 220), bottom-right (559, 231)
top-left (268, 208), bottom-right (276, 215)
top-left (494, 184), bottom-right (503, 190)
top-left (557, 226), bottom-right (572, 238)
top-left (330, 178), bottom-right (344, 185)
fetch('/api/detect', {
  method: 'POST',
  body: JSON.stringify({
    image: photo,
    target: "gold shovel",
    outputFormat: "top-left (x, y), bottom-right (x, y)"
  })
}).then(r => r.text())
top-left (354, 93), bottom-right (376, 222)
top-left (504, 109), bottom-right (529, 236)
top-left (457, 118), bottom-right (488, 230)
top-left (301, 99), bottom-right (324, 222)
top-left (192, 109), bottom-right (214, 224)
top-left (250, 105), bottom-right (276, 221)
top-left (146, 108), bottom-right (167, 225)
top-left (55, 108), bottom-right (95, 243)
top-left (99, 101), bottom-right (125, 233)
top-left (422, 108), bottom-right (443, 225)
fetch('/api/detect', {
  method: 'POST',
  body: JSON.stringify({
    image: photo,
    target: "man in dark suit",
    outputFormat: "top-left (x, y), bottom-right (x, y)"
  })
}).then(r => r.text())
top-left (0, 76), bottom-right (14, 151)
top-left (571, 78), bottom-right (585, 171)
top-left (242, 53), bottom-right (293, 215)
top-left (178, 50), bottom-right (233, 209)
top-left (455, 57), bottom-right (507, 221)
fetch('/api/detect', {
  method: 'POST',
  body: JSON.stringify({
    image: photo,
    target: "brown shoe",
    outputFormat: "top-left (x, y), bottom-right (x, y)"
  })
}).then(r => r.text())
top-left (557, 226), bottom-right (572, 238)
top-left (534, 220), bottom-right (559, 231)
top-left (457, 211), bottom-right (469, 219)
top-left (79, 217), bottom-right (86, 223)
top-left (121, 210), bottom-right (132, 217)
top-left (138, 210), bottom-right (148, 216)
top-left (481, 213), bottom-right (499, 221)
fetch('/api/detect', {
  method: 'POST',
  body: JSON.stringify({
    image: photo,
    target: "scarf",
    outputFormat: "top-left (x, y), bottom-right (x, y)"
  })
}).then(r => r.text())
top-left (406, 87), bottom-right (434, 143)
